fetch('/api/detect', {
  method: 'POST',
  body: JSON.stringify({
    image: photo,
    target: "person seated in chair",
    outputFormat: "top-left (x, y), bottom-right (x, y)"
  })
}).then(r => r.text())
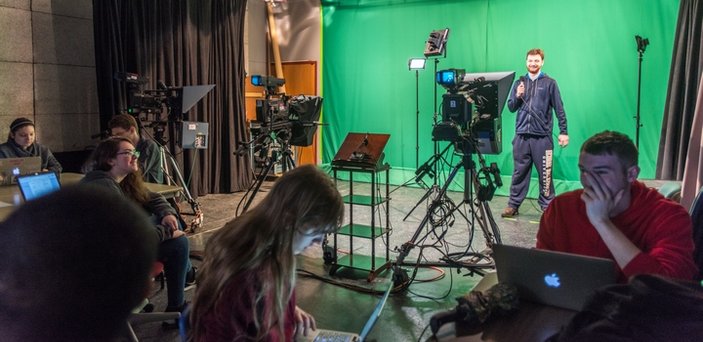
top-left (108, 113), bottom-right (164, 184)
top-left (0, 117), bottom-right (62, 173)
top-left (0, 186), bottom-right (156, 341)
top-left (189, 165), bottom-right (344, 341)
top-left (81, 136), bottom-right (194, 313)
top-left (537, 130), bottom-right (698, 282)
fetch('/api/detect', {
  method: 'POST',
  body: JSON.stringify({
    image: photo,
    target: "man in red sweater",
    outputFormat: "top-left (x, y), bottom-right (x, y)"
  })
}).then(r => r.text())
top-left (537, 131), bottom-right (698, 282)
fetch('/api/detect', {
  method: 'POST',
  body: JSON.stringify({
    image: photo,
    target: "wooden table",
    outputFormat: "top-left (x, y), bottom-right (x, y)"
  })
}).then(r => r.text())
top-left (0, 172), bottom-right (182, 221)
top-left (434, 272), bottom-right (577, 342)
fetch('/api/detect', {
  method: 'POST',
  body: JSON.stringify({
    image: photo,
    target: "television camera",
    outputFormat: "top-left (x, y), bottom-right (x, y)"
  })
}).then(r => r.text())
top-left (236, 75), bottom-right (323, 213)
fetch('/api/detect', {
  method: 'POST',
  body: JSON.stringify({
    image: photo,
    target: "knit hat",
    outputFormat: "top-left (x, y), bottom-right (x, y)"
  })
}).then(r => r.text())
top-left (9, 117), bottom-right (34, 132)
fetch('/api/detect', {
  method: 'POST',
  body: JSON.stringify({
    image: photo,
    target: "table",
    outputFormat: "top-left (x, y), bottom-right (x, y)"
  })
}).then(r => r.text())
top-left (434, 272), bottom-right (577, 342)
top-left (0, 172), bottom-right (182, 221)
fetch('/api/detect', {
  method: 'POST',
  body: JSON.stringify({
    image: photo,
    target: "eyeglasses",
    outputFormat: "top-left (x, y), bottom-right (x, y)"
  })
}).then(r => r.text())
top-left (117, 150), bottom-right (141, 159)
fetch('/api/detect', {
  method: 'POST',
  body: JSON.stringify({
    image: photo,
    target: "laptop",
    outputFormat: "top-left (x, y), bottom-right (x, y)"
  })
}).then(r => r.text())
top-left (492, 244), bottom-right (616, 311)
top-left (17, 171), bottom-right (61, 201)
top-left (0, 156), bottom-right (42, 185)
top-left (296, 282), bottom-right (393, 342)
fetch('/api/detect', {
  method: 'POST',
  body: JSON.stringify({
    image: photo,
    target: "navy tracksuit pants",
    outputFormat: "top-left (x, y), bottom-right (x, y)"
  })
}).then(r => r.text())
top-left (507, 134), bottom-right (554, 210)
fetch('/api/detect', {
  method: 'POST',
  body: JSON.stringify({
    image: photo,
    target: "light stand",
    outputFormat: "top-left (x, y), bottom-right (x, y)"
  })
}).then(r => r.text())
top-left (408, 58), bottom-right (427, 168)
top-left (634, 35), bottom-right (649, 150)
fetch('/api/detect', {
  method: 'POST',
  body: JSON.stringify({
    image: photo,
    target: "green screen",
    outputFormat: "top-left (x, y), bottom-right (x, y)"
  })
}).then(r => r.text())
top-left (321, 0), bottom-right (679, 196)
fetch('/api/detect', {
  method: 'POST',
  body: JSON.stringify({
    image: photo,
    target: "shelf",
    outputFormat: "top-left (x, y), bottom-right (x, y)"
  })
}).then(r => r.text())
top-left (338, 224), bottom-right (389, 239)
top-left (336, 254), bottom-right (390, 272)
top-left (342, 194), bottom-right (388, 206)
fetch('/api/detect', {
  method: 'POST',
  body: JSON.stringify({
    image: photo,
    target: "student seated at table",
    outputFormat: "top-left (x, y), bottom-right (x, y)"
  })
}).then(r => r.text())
top-left (189, 165), bottom-right (344, 341)
top-left (80, 136), bottom-right (194, 313)
top-left (537, 131), bottom-right (698, 282)
top-left (108, 113), bottom-right (164, 184)
top-left (0, 186), bottom-right (157, 341)
top-left (0, 117), bottom-right (62, 172)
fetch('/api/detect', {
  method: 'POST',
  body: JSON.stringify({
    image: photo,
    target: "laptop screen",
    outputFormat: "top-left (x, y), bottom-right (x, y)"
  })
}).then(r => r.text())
top-left (17, 172), bottom-right (61, 201)
top-left (358, 282), bottom-right (393, 340)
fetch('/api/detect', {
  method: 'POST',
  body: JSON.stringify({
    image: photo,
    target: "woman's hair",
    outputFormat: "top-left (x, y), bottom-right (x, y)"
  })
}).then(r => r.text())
top-left (7, 117), bottom-right (35, 141)
top-left (92, 136), bottom-right (150, 204)
top-left (190, 165), bottom-right (344, 340)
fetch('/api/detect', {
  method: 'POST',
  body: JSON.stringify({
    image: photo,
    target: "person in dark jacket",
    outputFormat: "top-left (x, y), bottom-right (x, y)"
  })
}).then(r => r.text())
top-left (502, 48), bottom-right (569, 217)
top-left (81, 136), bottom-right (193, 313)
top-left (0, 117), bottom-right (62, 173)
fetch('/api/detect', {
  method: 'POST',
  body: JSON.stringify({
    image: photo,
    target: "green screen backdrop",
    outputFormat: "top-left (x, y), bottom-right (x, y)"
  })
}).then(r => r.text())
top-left (320, 0), bottom-right (679, 197)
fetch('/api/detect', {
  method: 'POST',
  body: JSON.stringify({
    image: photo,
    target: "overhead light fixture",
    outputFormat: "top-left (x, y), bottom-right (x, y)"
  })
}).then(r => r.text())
top-left (408, 58), bottom-right (427, 70)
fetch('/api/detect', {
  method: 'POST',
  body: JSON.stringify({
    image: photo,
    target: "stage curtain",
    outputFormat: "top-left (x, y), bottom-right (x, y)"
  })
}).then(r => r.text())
top-left (681, 73), bottom-right (703, 209)
top-left (657, 0), bottom-right (703, 186)
top-left (321, 0), bottom-right (679, 196)
top-left (93, 0), bottom-right (251, 195)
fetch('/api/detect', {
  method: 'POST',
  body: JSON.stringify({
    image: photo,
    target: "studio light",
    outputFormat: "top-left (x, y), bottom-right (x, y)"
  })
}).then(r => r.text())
top-left (408, 58), bottom-right (427, 70)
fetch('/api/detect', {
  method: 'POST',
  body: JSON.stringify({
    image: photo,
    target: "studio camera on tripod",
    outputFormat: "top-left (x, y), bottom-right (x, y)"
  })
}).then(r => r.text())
top-left (237, 75), bottom-right (324, 213)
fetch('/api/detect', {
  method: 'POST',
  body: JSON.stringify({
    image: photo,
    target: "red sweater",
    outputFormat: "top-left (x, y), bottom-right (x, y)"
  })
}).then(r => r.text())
top-left (537, 181), bottom-right (698, 282)
top-left (196, 272), bottom-right (296, 341)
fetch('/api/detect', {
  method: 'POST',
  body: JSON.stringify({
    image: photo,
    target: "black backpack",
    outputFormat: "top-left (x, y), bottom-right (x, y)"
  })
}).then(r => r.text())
top-left (548, 274), bottom-right (703, 342)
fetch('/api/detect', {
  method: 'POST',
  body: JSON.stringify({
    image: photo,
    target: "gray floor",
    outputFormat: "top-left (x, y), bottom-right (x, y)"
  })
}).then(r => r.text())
top-left (130, 176), bottom-right (673, 341)
top-left (131, 176), bottom-right (550, 341)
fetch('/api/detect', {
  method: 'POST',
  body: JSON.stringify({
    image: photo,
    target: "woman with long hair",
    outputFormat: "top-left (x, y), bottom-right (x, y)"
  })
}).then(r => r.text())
top-left (80, 136), bottom-right (193, 313)
top-left (190, 164), bottom-right (344, 341)
top-left (0, 117), bottom-right (62, 172)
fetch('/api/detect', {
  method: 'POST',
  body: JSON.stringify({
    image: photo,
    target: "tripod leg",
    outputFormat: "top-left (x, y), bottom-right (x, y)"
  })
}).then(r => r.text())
top-left (403, 185), bottom-right (436, 221)
top-left (164, 150), bottom-right (204, 231)
top-left (242, 156), bottom-right (277, 212)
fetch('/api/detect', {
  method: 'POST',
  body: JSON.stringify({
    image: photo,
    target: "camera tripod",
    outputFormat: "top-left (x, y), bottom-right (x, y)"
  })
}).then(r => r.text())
top-left (151, 123), bottom-right (204, 233)
top-left (403, 143), bottom-right (469, 223)
top-left (393, 138), bottom-right (502, 287)
top-left (237, 134), bottom-right (296, 214)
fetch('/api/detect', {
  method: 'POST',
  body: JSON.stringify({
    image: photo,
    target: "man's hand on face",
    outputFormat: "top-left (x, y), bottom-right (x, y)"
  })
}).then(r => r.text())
top-left (580, 171), bottom-right (625, 227)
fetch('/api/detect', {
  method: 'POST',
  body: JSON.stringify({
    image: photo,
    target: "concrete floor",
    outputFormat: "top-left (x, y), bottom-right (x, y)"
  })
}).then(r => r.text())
top-left (130, 174), bottom-right (672, 341)
top-left (131, 174), bottom-right (550, 341)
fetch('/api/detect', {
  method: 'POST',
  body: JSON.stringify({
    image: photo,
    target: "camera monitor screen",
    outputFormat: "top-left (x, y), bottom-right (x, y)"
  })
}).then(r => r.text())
top-left (459, 71), bottom-right (515, 120)
top-left (436, 69), bottom-right (465, 88)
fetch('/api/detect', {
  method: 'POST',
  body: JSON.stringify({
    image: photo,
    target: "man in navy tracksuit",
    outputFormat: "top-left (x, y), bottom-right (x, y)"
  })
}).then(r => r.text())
top-left (502, 48), bottom-right (568, 217)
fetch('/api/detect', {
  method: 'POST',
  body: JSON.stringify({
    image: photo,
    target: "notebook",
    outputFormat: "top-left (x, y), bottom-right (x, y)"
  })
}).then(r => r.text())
top-left (17, 171), bottom-right (61, 201)
top-left (0, 156), bottom-right (42, 185)
top-left (296, 282), bottom-right (393, 342)
top-left (492, 244), bottom-right (616, 311)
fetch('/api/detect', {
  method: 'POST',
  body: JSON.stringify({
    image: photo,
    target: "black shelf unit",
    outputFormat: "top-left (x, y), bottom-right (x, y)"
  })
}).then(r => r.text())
top-left (329, 163), bottom-right (391, 281)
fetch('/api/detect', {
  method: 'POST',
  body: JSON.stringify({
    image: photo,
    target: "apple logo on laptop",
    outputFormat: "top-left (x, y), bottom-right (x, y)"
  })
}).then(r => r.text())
top-left (11, 167), bottom-right (20, 176)
top-left (544, 273), bottom-right (561, 288)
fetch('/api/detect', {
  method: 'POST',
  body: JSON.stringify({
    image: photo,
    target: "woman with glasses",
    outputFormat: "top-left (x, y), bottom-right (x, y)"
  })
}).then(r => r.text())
top-left (0, 117), bottom-right (62, 172)
top-left (80, 136), bottom-right (192, 314)
top-left (190, 165), bottom-right (345, 341)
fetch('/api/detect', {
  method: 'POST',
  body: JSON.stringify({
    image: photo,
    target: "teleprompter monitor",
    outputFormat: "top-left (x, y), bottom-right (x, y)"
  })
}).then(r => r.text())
top-left (460, 71), bottom-right (515, 120)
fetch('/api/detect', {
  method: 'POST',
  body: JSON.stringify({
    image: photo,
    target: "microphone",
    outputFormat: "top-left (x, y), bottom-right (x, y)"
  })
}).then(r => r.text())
top-left (157, 80), bottom-right (169, 90)
top-left (429, 283), bottom-right (519, 335)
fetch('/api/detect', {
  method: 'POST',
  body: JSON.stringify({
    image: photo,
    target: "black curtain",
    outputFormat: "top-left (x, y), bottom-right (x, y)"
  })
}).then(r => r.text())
top-left (93, 0), bottom-right (252, 195)
top-left (656, 0), bottom-right (703, 180)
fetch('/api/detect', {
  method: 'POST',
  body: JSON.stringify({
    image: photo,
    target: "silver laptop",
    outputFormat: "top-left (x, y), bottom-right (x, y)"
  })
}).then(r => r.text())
top-left (17, 171), bottom-right (61, 201)
top-left (296, 282), bottom-right (393, 342)
top-left (0, 156), bottom-right (42, 185)
top-left (492, 244), bottom-right (616, 311)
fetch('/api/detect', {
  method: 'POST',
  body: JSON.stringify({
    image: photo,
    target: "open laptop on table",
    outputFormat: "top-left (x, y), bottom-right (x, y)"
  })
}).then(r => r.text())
top-left (17, 171), bottom-right (61, 201)
top-left (492, 244), bottom-right (616, 311)
top-left (0, 156), bottom-right (42, 185)
top-left (296, 281), bottom-right (393, 342)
